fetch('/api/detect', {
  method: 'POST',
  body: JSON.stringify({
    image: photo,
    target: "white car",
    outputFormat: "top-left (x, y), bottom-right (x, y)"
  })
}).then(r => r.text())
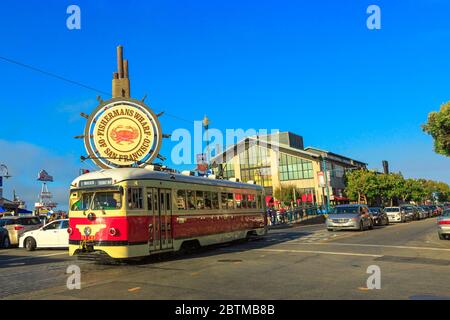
top-left (19, 219), bottom-right (69, 251)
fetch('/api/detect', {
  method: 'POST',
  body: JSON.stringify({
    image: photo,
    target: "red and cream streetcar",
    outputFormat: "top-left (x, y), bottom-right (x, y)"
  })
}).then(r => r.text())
top-left (69, 46), bottom-right (266, 260)
top-left (68, 168), bottom-right (267, 260)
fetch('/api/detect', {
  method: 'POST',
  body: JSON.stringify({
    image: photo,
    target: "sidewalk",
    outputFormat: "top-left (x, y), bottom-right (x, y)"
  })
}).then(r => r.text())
top-left (268, 214), bottom-right (325, 230)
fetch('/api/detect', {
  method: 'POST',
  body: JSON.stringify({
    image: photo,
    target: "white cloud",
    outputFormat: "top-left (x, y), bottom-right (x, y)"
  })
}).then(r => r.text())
top-left (0, 139), bottom-right (83, 211)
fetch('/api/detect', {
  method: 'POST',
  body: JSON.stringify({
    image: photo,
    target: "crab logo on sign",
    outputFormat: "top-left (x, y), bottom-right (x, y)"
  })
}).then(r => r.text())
top-left (84, 98), bottom-right (162, 169)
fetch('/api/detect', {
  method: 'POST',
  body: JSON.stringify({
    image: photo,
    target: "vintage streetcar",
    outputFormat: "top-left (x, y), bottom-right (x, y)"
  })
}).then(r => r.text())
top-left (68, 168), bottom-right (267, 261)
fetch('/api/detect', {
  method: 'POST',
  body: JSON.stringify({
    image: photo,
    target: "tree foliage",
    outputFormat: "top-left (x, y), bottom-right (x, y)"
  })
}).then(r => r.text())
top-left (273, 184), bottom-right (299, 205)
top-left (344, 170), bottom-right (449, 205)
top-left (422, 101), bottom-right (450, 156)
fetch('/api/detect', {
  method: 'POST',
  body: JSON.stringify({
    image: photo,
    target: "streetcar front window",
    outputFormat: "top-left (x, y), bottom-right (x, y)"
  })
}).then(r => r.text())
top-left (71, 192), bottom-right (94, 211)
top-left (93, 192), bottom-right (122, 210)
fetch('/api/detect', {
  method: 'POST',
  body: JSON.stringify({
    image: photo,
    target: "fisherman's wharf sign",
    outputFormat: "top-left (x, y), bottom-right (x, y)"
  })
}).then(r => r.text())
top-left (83, 98), bottom-right (162, 169)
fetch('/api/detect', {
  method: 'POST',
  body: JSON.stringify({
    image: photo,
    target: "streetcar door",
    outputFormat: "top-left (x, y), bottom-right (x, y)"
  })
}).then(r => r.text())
top-left (159, 189), bottom-right (173, 250)
top-left (147, 187), bottom-right (160, 252)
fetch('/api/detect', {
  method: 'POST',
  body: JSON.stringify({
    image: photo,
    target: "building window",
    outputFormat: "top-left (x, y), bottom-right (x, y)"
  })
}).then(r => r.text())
top-left (221, 163), bottom-right (235, 179)
top-left (279, 153), bottom-right (313, 181)
top-left (239, 145), bottom-right (272, 187)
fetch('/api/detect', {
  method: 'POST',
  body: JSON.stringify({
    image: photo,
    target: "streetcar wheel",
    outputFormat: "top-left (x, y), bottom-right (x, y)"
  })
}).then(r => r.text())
top-left (25, 237), bottom-right (36, 251)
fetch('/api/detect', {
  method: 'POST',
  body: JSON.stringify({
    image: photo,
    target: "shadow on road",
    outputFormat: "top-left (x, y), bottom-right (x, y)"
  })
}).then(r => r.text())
top-left (0, 254), bottom-right (68, 269)
top-left (118, 229), bottom-right (316, 267)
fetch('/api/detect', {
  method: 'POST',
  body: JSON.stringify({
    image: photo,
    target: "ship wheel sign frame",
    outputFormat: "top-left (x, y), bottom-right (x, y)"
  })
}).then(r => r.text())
top-left (83, 97), bottom-right (163, 169)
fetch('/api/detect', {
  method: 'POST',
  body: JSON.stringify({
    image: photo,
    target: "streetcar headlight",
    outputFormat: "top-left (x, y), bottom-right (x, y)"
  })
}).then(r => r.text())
top-left (67, 227), bottom-right (73, 235)
top-left (109, 227), bottom-right (118, 236)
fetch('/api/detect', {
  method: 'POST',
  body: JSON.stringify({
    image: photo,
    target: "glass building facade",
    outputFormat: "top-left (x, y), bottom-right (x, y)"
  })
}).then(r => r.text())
top-left (279, 153), bottom-right (314, 181)
top-left (239, 145), bottom-right (272, 187)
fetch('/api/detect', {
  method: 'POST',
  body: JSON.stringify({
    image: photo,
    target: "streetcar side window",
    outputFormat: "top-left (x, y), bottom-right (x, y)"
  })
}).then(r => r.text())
top-left (187, 190), bottom-right (196, 210)
top-left (128, 188), bottom-right (143, 209)
top-left (196, 191), bottom-right (205, 210)
top-left (221, 193), bottom-right (228, 209)
top-left (248, 194), bottom-right (256, 209)
top-left (242, 194), bottom-right (248, 209)
top-left (235, 194), bottom-right (242, 209)
top-left (147, 190), bottom-right (153, 211)
top-left (204, 191), bottom-right (212, 210)
top-left (176, 190), bottom-right (187, 210)
top-left (227, 193), bottom-right (235, 209)
top-left (212, 192), bottom-right (219, 210)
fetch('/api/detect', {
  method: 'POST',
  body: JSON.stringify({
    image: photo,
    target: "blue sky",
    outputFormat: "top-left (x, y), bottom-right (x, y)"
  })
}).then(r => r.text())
top-left (0, 0), bottom-right (449, 209)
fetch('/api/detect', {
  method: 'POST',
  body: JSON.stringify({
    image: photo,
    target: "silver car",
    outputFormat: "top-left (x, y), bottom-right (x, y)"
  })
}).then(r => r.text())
top-left (326, 204), bottom-right (373, 231)
top-left (437, 209), bottom-right (450, 240)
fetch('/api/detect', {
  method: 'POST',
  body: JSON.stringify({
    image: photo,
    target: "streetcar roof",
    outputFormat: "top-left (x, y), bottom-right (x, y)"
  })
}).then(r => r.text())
top-left (70, 168), bottom-right (264, 191)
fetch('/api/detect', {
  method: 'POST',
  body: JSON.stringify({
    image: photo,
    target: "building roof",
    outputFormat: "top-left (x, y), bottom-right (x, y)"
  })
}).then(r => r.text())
top-left (211, 135), bottom-right (367, 168)
top-left (304, 147), bottom-right (367, 167)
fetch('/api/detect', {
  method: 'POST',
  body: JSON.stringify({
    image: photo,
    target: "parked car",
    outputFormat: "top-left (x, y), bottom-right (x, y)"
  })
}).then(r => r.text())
top-left (326, 204), bottom-right (373, 231)
top-left (437, 209), bottom-right (450, 240)
top-left (419, 205), bottom-right (432, 218)
top-left (385, 207), bottom-right (406, 223)
top-left (0, 226), bottom-right (10, 249)
top-left (400, 205), bottom-right (417, 221)
top-left (369, 207), bottom-right (389, 226)
top-left (0, 216), bottom-right (43, 246)
top-left (417, 207), bottom-right (429, 220)
top-left (19, 219), bottom-right (69, 251)
top-left (429, 205), bottom-right (440, 217)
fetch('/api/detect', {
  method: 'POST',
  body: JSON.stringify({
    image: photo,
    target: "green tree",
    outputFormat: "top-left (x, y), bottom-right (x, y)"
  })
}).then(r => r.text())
top-left (422, 101), bottom-right (450, 156)
top-left (273, 184), bottom-right (299, 205)
top-left (344, 170), bottom-right (380, 204)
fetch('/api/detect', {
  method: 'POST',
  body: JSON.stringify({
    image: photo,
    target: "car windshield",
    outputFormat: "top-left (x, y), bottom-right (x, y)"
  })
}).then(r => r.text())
top-left (71, 191), bottom-right (121, 211)
top-left (369, 208), bottom-right (380, 213)
top-left (333, 207), bottom-right (359, 214)
top-left (385, 207), bottom-right (400, 212)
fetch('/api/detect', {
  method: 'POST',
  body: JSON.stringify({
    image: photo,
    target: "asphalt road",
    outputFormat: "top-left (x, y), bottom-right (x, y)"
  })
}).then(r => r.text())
top-left (1, 217), bottom-right (450, 300)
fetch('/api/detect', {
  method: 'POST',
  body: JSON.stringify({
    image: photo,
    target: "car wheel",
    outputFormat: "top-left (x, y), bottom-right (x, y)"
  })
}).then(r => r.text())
top-left (2, 237), bottom-right (10, 249)
top-left (439, 234), bottom-right (445, 240)
top-left (25, 237), bottom-right (37, 251)
top-left (359, 221), bottom-right (364, 231)
top-left (368, 220), bottom-right (374, 230)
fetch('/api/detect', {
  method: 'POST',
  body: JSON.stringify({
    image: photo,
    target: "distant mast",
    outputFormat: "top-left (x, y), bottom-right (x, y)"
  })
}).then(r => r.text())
top-left (34, 170), bottom-right (57, 214)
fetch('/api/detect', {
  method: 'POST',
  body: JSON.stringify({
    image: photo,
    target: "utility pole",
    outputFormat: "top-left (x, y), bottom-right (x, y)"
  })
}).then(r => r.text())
top-left (322, 157), bottom-right (331, 213)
